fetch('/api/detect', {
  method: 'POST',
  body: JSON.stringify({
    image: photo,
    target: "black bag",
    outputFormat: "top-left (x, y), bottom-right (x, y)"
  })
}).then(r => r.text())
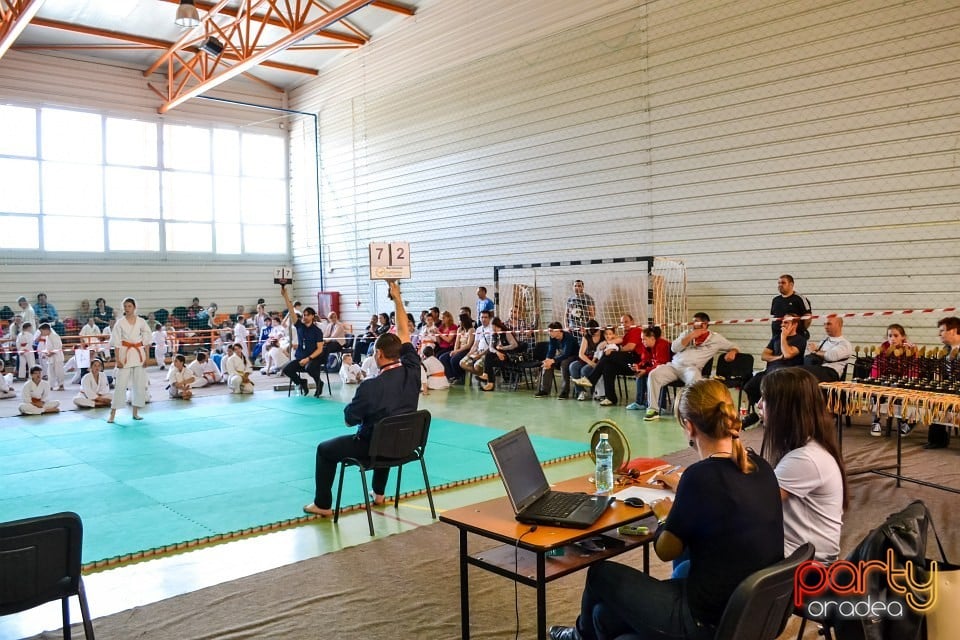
top-left (852, 356), bottom-right (874, 380)
top-left (831, 500), bottom-right (938, 640)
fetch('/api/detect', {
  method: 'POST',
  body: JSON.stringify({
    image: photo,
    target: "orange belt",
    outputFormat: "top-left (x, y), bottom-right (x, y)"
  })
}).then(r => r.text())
top-left (122, 341), bottom-right (143, 348)
top-left (430, 371), bottom-right (447, 378)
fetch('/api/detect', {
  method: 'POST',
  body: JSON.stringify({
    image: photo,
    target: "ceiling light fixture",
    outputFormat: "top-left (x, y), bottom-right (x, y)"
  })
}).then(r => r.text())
top-left (175, 0), bottom-right (201, 28)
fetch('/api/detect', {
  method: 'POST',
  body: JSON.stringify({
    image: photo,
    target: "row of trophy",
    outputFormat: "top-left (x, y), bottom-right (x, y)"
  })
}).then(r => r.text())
top-left (852, 345), bottom-right (960, 394)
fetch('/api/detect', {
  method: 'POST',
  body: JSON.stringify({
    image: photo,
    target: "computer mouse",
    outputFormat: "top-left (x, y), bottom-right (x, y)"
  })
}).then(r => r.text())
top-left (622, 497), bottom-right (645, 508)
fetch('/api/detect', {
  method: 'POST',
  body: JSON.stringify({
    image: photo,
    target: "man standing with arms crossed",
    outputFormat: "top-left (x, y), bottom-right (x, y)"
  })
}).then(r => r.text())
top-left (304, 280), bottom-right (421, 517)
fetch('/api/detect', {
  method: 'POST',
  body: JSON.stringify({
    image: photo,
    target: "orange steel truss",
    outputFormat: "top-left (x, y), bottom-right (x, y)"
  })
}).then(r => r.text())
top-left (0, 0), bottom-right (45, 59)
top-left (147, 0), bottom-right (391, 113)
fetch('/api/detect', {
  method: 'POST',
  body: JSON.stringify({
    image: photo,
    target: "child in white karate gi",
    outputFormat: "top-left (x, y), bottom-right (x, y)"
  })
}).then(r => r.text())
top-left (19, 366), bottom-right (60, 415)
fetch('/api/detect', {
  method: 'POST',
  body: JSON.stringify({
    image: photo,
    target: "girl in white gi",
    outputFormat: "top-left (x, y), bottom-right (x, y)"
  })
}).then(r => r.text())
top-left (420, 346), bottom-right (449, 395)
top-left (108, 297), bottom-right (152, 423)
top-left (152, 322), bottom-right (168, 370)
top-left (37, 323), bottom-right (65, 390)
top-left (0, 360), bottom-right (15, 399)
top-left (15, 321), bottom-right (35, 379)
top-left (263, 337), bottom-right (290, 375)
top-left (73, 358), bottom-right (112, 409)
top-left (338, 352), bottom-right (364, 384)
top-left (167, 354), bottom-right (195, 399)
top-left (17, 296), bottom-right (36, 331)
top-left (225, 343), bottom-right (254, 394)
top-left (19, 366), bottom-right (60, 415)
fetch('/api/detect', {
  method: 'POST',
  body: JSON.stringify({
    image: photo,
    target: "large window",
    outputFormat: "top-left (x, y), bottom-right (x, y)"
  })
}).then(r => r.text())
top-left (0, 104), bottom-right (288, 255)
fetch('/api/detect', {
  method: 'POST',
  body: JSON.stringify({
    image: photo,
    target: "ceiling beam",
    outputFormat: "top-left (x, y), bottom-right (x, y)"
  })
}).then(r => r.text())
top-left (157, 0), bottom-right (368, 45)
top-left (371, 1), bottom-right (415, 16)
top-left (31, 17), bottom-right (320, 76)
top-left (156, 0), bottom-right (375, 113)
top-left (0, 0), bottom-right (46, 60)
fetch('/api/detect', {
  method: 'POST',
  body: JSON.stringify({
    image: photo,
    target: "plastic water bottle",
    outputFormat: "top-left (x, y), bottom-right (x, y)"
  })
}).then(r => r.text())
top-left (595, 433), bottom-right (614, 494)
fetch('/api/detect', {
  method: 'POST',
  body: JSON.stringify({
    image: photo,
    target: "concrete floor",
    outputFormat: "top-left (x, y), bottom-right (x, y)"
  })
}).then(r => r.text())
top-left (0, 367), bottom-right (687, 639)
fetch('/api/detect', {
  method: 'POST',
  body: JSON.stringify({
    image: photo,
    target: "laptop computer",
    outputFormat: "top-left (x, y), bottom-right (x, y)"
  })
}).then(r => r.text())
top-left (488, 426), bottom-right (611, 529)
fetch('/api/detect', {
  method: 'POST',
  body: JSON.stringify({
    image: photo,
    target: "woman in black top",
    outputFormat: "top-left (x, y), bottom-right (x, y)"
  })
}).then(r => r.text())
top-left (92, 297), bottom-right (113, 329)
top-left (549, 379), bottom-right (784, 640)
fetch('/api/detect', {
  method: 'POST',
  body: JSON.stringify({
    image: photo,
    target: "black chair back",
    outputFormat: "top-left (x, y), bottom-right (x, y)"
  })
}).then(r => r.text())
top-left (714, 542), bottom-right (815, 640)
top-left (0, 511), bottom-right (95, 639)
top-left (715, 352), bottom-right (754, 383)
top-left (368, 410), bottom-right (431, 465)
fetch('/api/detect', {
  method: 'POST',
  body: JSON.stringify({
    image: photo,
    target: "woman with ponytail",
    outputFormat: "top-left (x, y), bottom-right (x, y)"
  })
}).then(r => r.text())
top-left (548, 379), bottom-right (783, 640)
top-left (759, 367), bottom-right (846, 562)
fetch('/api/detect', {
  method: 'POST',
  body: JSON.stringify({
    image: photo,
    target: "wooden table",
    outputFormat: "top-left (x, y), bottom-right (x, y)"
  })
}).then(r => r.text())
top-left (820, 381), bottom-right (960, 494)
top-left (439, 476), bottom-right (657, 640)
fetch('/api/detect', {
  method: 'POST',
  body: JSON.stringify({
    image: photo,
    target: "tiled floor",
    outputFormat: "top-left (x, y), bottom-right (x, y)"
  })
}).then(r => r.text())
top-left (0, 374), bottom-right (686, 639)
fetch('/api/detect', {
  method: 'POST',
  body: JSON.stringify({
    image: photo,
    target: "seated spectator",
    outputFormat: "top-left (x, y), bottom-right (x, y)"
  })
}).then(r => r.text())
top-left (638, 313), bottom-right (740, 421)
top-left (741, 314), bottom-right (806, 427)
top-left (35, 293), bottom-right (63, 334)
top-left (479, 317), bottom-right (520, 391)
top-left (352, 314), bottom-right (381, 361)
top-left (73, 358), bottom-right (112, 408)
top-left (459, 310), bottom-right (495, 379)
top-left (569, 320), bottom-right (603, 401)
top-left (225, 343), bottom-right (254, 394)
top-left (535, 322), bottom-right (580, 399)
top-left (869, 323), bottom-right (917, 437)
top-left (434, 310), bottom-right (458, 358)
top-left (75, 299), bottom-right (93, 326)
top-left (339, 352), bottom-right (364, 384)
top-left (759, 367), bottom-right (846, 562)
top-left (571, 314), bottom-right (648, 406)
top-left (19, 366), bottom-right (60, 415)
top-left (924, 316), bottom-right (960, 450)
top-left (418, 312), bottom-right (439, 355)
top-left (801, 316), bottom-right (852, 383)
top-left (442, 313), bottom-right (476, 385)
top-left (319, 312), bottom-right (347, 356)
top-left (167, 354), bottom-right (195, 399)
top-left (233, 304), bottom-right (246, 323)
top-left (626, 327), bottom-right (672, 410)
top-left (92, 297), bottom-right (113, 329)
top-left (188, 351), bottom-right (224, 386)
top-left (420, 346), bottom-right (449, 395)
top-left (252, 303), bottom-right (270, 333)
top-left (0, 360), bottom-right (14, 399)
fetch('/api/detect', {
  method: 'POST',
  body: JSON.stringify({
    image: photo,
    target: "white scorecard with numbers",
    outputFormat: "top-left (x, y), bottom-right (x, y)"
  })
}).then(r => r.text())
top-left (273, 267), bottom-right (293, 285)
top-left (368, 242), bottom-right (411, 280)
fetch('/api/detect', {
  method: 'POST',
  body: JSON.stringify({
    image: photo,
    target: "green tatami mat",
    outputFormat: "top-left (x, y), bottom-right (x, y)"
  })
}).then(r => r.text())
top-left (0, 396), bottom-right (586, 564)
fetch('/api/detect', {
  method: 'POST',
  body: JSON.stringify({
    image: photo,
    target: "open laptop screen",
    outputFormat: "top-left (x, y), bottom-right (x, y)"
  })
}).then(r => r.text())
top-left (488, 426), bottom-right (550, 513)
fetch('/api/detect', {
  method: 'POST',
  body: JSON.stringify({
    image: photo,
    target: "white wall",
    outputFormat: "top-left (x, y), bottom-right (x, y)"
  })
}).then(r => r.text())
top-left (289, 0), bottom-right (960, 357)
top-left (0, 51), bottom-right (294, 316)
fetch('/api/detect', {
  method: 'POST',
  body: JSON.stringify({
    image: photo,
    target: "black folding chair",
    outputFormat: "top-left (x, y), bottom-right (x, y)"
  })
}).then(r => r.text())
top-left (0, 511), bottom-right (95, 640)
top-left (714, 352), bottom-right (755, 410)
top-left (333, 409), bottom-right (437, 536)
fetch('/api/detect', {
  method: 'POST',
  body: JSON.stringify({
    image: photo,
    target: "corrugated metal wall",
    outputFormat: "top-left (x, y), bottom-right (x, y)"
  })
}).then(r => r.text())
top-left (289, 0), bottom-right (959, 356)
top-left (0, 51), bottom-right (292, 315)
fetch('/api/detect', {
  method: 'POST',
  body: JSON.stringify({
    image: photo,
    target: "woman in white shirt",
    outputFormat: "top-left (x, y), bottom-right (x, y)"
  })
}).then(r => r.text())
top-left (225, 343), bottom-right (254, 394)
top-left (759, 367), bottom-right (847, 562)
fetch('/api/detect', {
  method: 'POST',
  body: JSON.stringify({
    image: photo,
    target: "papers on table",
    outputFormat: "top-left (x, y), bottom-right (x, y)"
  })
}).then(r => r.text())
top-left (611, 485), bottom-right (674, 504)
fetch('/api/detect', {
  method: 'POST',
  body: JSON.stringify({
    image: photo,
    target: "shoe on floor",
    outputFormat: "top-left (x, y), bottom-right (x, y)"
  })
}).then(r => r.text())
top-left (870, 422), bottom-right (882, 437)
top-left (741, 412), bottom-right (761, 429)
top-left (899, 421), bottom-right (914, 436)
top-left (923, 441), bottom-right (948, 450)
top-left (571, 377), bottom-right (592, 388)
top-left (577, 392), bottom-right (588, 401)
top-left (626, 402), bottom-right (644, 411)
top-left (313, 380), bottom-right (325, 398)
top-left (481, 382), bottom-right (494, 392)
top-left (643, 408), bottom-right (659, 421)
top-left (599, 398), bottom-right (614, 406)
top-left (557, 393), bottom-right (569, 400)
top-left (534, 391), bottom-right (549, 398)
top-left (299, 380), bottom-right (309, 396)
top-left (548, 626), bottom-right (582, 640)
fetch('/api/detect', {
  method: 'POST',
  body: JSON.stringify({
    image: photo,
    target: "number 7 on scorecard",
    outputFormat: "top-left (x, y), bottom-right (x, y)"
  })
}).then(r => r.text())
top-left (368, 242), bottom-right (411, 280)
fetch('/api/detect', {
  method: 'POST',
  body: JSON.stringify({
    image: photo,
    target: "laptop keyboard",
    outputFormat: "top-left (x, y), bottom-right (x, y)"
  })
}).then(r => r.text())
top-left (537, 492), bottom-right (584, 518)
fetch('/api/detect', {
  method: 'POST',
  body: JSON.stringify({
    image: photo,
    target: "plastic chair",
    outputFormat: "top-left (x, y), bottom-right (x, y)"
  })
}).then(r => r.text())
top-left (713, 542), bottom-right (815, 640)
top-left (714, 353), bottom-right (754, 410)
top-left (0, 511), bottom-right (95, 640)
top-left (333, 410), bottom-right (437, 536)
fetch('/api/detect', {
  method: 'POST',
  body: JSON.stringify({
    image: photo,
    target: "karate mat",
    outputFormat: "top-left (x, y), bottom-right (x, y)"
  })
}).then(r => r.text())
top-left (0, 395), bottom-right (587, 565)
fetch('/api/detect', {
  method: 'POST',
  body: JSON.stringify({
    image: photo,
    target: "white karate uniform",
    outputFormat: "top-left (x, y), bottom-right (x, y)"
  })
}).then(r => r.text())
top-left (166, 365), bottom-right (195, 398)
top-left (19, 378), bottom-right (59, 415)
top-left (225, 353), bottom-right (254, 394)
top-left (110, 315), bottom-right (152, 409)
top-left (0, 372), bottom-right (15, 399)
top-left (40, 331), bottom-right (65, 389)
top-left (233, 322), bottom-right (249, 358)
top-left (339, 362), bottom-right (363, 384)
top-left (15, 330), bottom-right (35, 378)
top-left (73, 371), bottom-right (109, 408)
top-left (152, 328), bottom-right (168, 368)
top-left (264, 339), bottom-right (290, 374)
top-left (421, 356), bottom-right (450, 390)
top-left (360, 356), bottom-right (380, 380)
